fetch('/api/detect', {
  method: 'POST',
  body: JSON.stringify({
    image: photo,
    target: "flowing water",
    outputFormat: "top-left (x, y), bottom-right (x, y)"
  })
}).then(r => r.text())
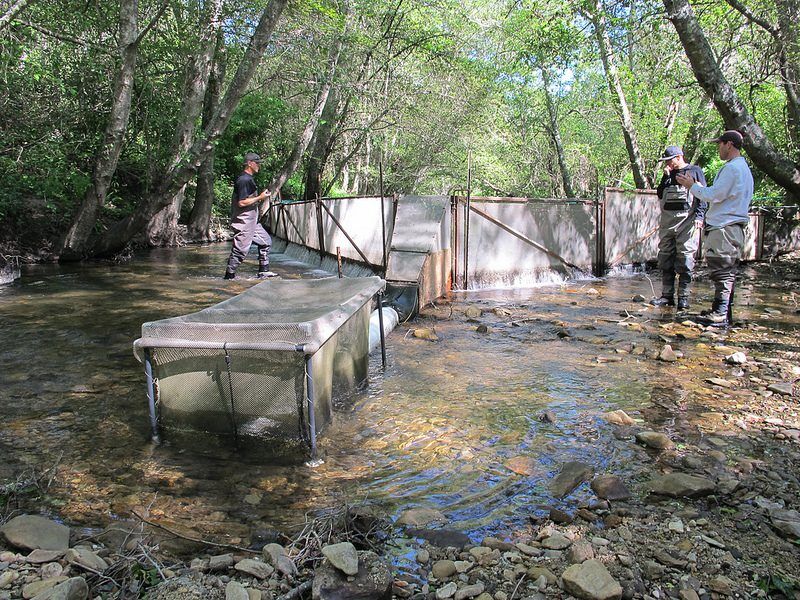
top-left (0, 244), bottom-right (795, 548)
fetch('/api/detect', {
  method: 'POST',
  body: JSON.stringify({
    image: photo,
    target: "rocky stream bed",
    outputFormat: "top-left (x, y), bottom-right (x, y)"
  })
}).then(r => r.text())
top-left (1, 253), bottom-right (799, 600)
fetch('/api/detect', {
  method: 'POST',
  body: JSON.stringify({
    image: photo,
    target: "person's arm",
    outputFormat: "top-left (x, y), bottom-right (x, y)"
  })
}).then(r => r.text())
top-left (656, 172), bottom-right (669, 199)
top-left (238, 189), bottom-right (270, 208)
top-left (676, 163), bottom-right (734, 204)
top-left (691, 166), bottom-right (707, 223)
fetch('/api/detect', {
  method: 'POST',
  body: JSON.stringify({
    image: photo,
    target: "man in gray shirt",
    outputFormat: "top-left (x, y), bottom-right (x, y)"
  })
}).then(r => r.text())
top-left (676, 130), bottom-right (753, 325)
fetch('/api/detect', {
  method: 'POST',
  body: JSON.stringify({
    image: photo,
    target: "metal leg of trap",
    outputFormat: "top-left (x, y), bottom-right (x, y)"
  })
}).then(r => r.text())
top-left (144, 349), bottom-right (161, 444)
top-left (304, 354), bottom-right (317, 460)
top-left (377, 291), bottom-right (387, 369)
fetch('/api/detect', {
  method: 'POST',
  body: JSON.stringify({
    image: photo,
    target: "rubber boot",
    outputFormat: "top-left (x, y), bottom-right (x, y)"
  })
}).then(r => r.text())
top-left (257, 261), bottom-right (277, 279)
top-left (223, 269), bottom-right (236, 280)
top-left (650, 296), bottom-right (675, 307)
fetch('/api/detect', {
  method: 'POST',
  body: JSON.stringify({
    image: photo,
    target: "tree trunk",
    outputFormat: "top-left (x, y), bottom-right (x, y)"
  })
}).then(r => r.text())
top-left (303, 87), bottom-right (340, 201)
top-left (145, 0), bottom-right (223, 247)
top-left (682, 94), bottom-right (714, 164)
top-left (187, 31), bottom-right (226, 242)
top-left (0, 0), bottom-right (31, 30)
top-left (56, 0), bottom-right (139, 261)
top-left (585, 0), bottom-right (650, 189)
top-left (664, 0), bottom-right (800, 197)
top-left (541, 66), bottom-right (575, 198)
top-left (92, 0), bottom-right (288, 257)
top-left (652, 97), bottom-right (680, 181)
top-left (776, 0), bottom-right (800, 152)
top-left (262, 28), bottom-right (345, 207)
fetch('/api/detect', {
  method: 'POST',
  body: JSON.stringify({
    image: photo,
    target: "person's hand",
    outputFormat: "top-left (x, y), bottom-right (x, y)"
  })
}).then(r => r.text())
top-left (695, 219), bottom-right (704, 228)
top-left (663, 166), bottom-right (671, 177)
top-left (675, 172), bottom-right (694, 189)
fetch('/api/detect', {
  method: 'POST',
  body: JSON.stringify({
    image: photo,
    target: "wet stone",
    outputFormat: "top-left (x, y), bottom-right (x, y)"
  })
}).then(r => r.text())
top-left (397, 508), bottom-right (446, 526)
top-left (234, 558), bottom-right (273, 580)
top-left (602, 411), bottom-right (636, 426)
top-left (22, 578), bottom-right (69, 599)
top-left (550, 462), bottom-right (594, 498)
top-left (768, 382), bottom-right (794, 395)
top-left (311, 550), bottom-right (391, 600)
top-left (635, 431), bottom-right (673, 450)
top-left (591, 475), bottom-right (632, 501)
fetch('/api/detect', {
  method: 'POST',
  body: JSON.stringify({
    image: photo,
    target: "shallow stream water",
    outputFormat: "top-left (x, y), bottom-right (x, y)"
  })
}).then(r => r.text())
top-left (0, 244), bottom-right (795, 549)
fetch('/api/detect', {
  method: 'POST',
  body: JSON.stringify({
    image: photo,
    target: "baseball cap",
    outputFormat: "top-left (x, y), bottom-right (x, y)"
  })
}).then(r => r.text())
top-left (243, 152), bottom-right (263, 164)
top-left (708, 130), bottom-right (743, 148)
top-left (657, 146), bottom-right (683, 161)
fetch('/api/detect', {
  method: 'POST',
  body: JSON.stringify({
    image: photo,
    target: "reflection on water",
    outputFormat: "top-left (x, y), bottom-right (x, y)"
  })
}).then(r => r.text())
top-left (0, 245), bottom-right (794, 544)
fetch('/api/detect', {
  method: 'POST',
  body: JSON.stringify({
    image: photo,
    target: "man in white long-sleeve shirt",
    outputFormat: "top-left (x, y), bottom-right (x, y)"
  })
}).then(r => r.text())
top-left (676, 130), bottom-right (753, 326)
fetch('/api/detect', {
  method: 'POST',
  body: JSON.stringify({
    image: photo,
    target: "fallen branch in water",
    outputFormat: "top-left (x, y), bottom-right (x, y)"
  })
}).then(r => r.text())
top-left (131, 510), bottom-right (258, 554)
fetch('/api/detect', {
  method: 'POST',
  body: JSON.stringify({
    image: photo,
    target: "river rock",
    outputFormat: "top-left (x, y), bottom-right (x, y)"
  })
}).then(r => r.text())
top-left (725, 352), bottom-right (747, 364)
top-left (263, 543), bottom-right (297, 576)
top-left (542, 532), bottom-right (571, 550)
top-left (648, 473), bottom-right (716, 498)
top-left (769, 508), bottom-right (800, 539)
top-left (413, 328), bottom-right (439, 341)
top-left (561, 559), bottom-right (622, 600)
top-left (465, 307), bottom-right (482, 319)
top-left (397, 508), bottom-right (446, 526)
top-left (225, 581), bottom-right (250, 600)
top-left (234, 558), bottom-right (274, 579)
top-left (311, 550), bottom-right (392, 600)
top-left (455, 582), bottom-right (485, 600)
top-left (504, 456), bottom-right (537, 476)
top-left (22, 577), bottom-right (68, 599)
top-left (635, 431), bottom-right (673, 450)
top-left (602, 410), bottom-right (635, 426)
top-left (322, 542), bottom-right (359, 576)
top-left (767, 382), bottom-right (794, 395)
top-left (706, 377), bottom-right (734, 388)
top-left (550, 462), bottom-right (594, 498)
top-left (208, 553), bottom-right (235, 571)
top-left (527, 566), bottom-right (557, 585)
top-left (432, 560), bottom-right (457, 579)
top-left (25, 550), bottom-right (65, 564)
top-left (406, 528), bottom-right (470, 548)
top-left (0, 516), bottom-right (70, 552)
top-left (436, 582), bottom-right (457, 599)
top-left (65, 548), bottom-right (108, 573)
top-left (30, 577), bottom-right (88, 600)
top-left (567, 541), bottom-right (595, 564)
top-left (658, 345), bottom-right (678, 362)
top-left (590, 475), bottom-right (632, 501)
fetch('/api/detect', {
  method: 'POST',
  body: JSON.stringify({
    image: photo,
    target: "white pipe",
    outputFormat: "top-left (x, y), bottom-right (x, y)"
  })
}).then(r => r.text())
top-left (369, 307), bottom-right (399, 353)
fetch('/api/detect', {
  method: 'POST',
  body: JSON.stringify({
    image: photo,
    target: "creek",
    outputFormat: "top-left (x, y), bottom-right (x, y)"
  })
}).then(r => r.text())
top-left (0, 244), bottom-right (793, 547)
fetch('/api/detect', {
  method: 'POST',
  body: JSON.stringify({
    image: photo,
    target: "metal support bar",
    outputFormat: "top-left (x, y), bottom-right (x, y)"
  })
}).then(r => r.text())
top-left (464, 152), bottom-right (472, 288)
top-left (377, 291), bottom-right (387, 369)
top-left (468, 203), bottom-right (584, 272)
top-left (319, 200), bottom-right (371, 265)
top-left (143, 349), bottom-right (161, 444)
top-left (304, 354), bottom-right (317, 459)
top-left (608, 226), bottom-right (659, 268)
top-left (380, 161), bottom-right (387, 273)
top-left (315, 195), bottom-right (326, 258)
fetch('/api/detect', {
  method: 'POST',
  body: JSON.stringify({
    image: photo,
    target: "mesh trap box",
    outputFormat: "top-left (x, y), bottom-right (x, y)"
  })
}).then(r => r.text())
top-left (133, 276), bottom-right (385, 454)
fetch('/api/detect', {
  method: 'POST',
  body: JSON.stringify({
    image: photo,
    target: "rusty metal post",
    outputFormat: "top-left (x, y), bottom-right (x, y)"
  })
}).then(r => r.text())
top-left (379, 160), bottom-right (387, 273)
top-left (464, 151), bottom-right (472, 288)
top-left (315, 195), bottom-right (325, 259)
top-left (336, 246), bottom-right (343, 278)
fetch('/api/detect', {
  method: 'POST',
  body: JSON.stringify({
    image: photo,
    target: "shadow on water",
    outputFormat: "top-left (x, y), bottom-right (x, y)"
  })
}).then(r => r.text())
top-left (0, 243), bottom-right (796, 544)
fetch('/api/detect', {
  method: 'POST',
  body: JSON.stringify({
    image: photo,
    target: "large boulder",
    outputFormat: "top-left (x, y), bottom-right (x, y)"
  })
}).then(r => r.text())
top-left (312, 550), bottom-right (392, 600)
top-left (1, 515), bottom-right (70, 551)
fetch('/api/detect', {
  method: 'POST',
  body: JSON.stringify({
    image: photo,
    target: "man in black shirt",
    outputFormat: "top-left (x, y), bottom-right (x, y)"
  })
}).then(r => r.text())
top-left (223, 152), bottom-right (276, 280)
top-left (650, 146), bottom-right (707, 310)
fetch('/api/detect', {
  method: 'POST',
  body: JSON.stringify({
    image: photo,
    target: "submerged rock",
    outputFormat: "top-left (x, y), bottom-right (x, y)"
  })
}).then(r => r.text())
top-left (550, 462), bottom-right (594, 498)
top-left (397, 508), bottom-right (446, 527)
top-left (412, 328), bottom-right (439, 341)
top-left (635, 431), bottom-right (673, 450)
top-left (602, 410), bottom-right (636, 426)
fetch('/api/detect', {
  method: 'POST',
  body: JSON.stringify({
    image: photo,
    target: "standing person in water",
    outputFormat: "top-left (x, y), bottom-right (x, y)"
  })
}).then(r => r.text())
top-left (676, 130), bottom-right (753, 326)
top-left (650, 145), bottom-right (707, 310)
top-left (223, 152), bottom-right (277, 280)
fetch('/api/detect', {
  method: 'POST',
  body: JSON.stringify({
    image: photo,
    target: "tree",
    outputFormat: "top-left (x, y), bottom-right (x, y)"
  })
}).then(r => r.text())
top-left (664, 0), bottom-right (800, 198)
